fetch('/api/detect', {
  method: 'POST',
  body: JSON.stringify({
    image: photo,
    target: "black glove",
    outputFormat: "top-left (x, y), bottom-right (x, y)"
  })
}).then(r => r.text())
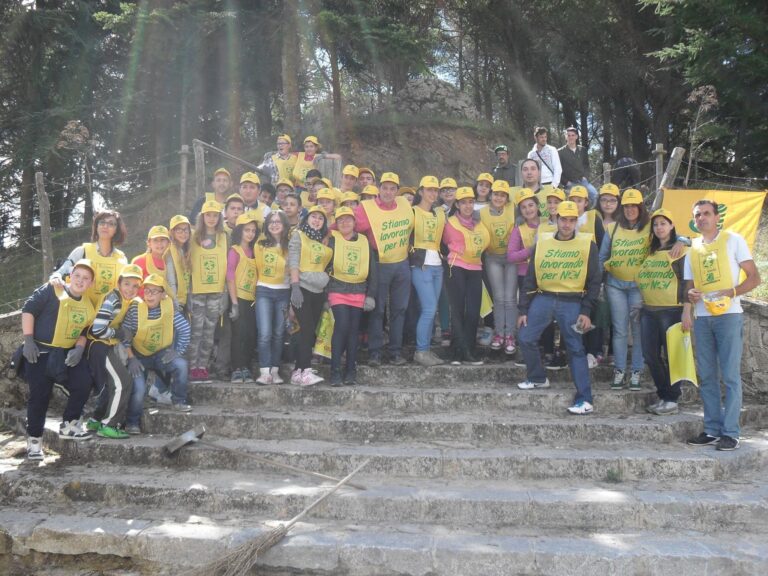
top-left (290, 283), bottom-right (304, 309)
top-left (114, 325), bottom-right (130, 343)
top-left (127, 357), bottom-right (143, 379)
top-left (228, 301), bottom-right (239, 322)
top-left (23, 335), bottom-right (40, 364)
top-left (65, 345), bottom-right (85, 367)
top-left (161, 347), bottom-right (178, 365)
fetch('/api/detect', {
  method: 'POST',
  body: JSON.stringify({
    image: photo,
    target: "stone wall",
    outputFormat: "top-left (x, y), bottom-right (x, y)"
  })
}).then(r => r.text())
top-left (0, 311), bottom-right (24, 408)
top-left (741, 298), bottom-right (768, 401)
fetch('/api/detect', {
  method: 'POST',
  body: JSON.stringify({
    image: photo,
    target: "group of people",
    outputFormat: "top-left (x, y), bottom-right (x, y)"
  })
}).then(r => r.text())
top-left (18, 127), bottom-right (760, 461)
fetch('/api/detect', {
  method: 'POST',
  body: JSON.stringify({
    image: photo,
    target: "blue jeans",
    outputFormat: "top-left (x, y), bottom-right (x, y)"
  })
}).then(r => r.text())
top-left (369, 259), bottom-right (411, 356)
top-left (606, 283), bottom-right (644, 372)
top-left (127, 351), bottom-right (189, 426)
top-left (411, 265), bottom-right (443, 351)
top-left (693, 313), bottom-right (743, 438)
top-left (640, 307), bottom-right (682, 402)
top-left (566, 177), bottom-right (598, 208)
top-left (484, 254), bottom-right (518, 338)
top-left (519, 294), bottom-right (592, 404)
top-left (256, 286), bottom-right (290, 368)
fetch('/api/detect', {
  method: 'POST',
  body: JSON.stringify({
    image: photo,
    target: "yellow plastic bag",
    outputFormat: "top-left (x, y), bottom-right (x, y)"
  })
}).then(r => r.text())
top-left (480, 281), bottom-right (493, 318)
top-left (666, 322), bottom-right (698, 387)
top-left (313, 308), bottom-right (334, 359)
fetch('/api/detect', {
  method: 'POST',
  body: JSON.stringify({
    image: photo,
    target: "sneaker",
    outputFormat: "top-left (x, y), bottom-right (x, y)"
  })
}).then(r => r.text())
top-left (390, 354), bottom-right (407, 366)
top-left (59, 420), bottom-right (92, 441)
top-left (490, 334), bottom-right (504, 350)
top-left (567, 400), bottom-right (594, 415)
top-left (27, 437), bottom-right (43, 461)
top-left (645, 399), bottom-right (663, 414)
top-left (189, 368), bottom-right (205, 383)
top-left (198, 367), bottom-right (212, 383)
top-left (504, 336), bottom-right (517, 355)
top-left (414, 350), bottom-right (443, 367)
top-left (290, 369), bottom-right (303, 385)
top-left (300, 368), bottom-right (324, 386)
top-left (477, 327), bottom-right (493, 346)
top-left (545, 352), bottom-right (567, 371)
top-left (651, 401), bottom-right (679, 415)
top-left (330, 371), bottom-right (343, 387)
top-left (270, 367), bottom-right (284, 384)
top-left (86, 418), bottom-right (100, 431)
top-left (97, 425), bottom-right (130, 439)
top-left (172, 403), bottom-right (193, 412)
top-left (441, 332), bottom-right (452, 347)
top-left (629, 371), bottom-right (642, 390)
top-left (242, 368), bottom-right (255, 384)
top-left (230, 369), bottom-right (242, 383)
top-left (462, 351), bottom-right (484, 366)
top-left (149, 385), bottom-right (172, 405)
top-left (716, 435), bottom-right (740, 451)
top-left (256, 368), bottom-right (272, 385)
top-left (611, 369), bottom-right (625, 390)
top-left (587, 353), bottom-right (599, 369)
top-left (125, 424), bottom-right (141, 435)
top-left (368, 354), bottom-right (381, 368)
top-left (687, 432), bottom-right (720, 447)
top-left (517, 378), bottom-right (550, 390)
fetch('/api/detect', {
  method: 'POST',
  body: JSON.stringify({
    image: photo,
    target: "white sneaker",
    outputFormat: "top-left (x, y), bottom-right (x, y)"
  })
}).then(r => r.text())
top-left (517, 378), bottom-right (550, 390)
top-left (256, 368), bottom-right (272, 385)
top-left (652, 401), bottom-right (679, 415)
top-left (587, 353), bottom-right (599, 369)
top-left (567, 400), bottom-right (594, 415)
top-left (477, 327), bottom-right (493, 347)
top-left (290, 369), bottom-right (303, 385)
top-left (149, 384), bottom-right (172, 405)
top-left (270, 367), bottom-right (284, 384)
top-left (301, 368), bottom-right (324, 386)
top-left (27, 437), bottom-right (43, 461)
top-left (59, 420), bottom-right (92, 441)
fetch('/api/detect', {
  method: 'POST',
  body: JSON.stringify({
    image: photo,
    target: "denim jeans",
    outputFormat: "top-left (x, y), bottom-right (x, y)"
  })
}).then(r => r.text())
top-left (693, 313), bottom-right (744, 438)
top-left (127, 351), bottom-right (189, 426)
top-left (566, 177), bottom-right (598, 208)
top-left (519, 294), bottom-right (592, 404)
top-left (411, 265), bottom-right (443, 351)
top-left (369, 259), bottom-right (411, 357)
top-left (605, 283), bottom-right (644, 372)
top-left (256, 285), bottom-right (290, 368)
top-left (640, 307), bottom-right (682, 402)
top-left (484, 254), bottom-right (518, 338)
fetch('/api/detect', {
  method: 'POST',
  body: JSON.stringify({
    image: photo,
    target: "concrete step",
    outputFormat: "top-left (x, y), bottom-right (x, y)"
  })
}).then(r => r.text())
top-left (3, 465), bottom-right (766, 534)
top-left (2, 511), bottom-right (767, 575)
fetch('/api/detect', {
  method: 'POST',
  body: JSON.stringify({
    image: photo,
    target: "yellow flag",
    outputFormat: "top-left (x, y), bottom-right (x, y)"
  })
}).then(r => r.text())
top-left (480, 281), bottom-right (493, 318)
top-left (312, 308), bottom-right (335, 359)
top-left (666, 322), bottom-right (697, 387)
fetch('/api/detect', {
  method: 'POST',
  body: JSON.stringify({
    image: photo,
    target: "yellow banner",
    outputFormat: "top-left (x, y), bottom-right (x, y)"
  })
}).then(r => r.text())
top-left (661, 189), bottom-right (766, 250)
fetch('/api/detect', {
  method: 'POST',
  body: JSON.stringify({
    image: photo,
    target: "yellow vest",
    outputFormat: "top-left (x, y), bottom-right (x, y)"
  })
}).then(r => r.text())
top-left (39, 285), bottom-right (96, 349)
top-left (243, 204), bottom-right (269, 227)
top-left (133, 297), bottom-right (174, 356)
top-left (298, 231), bottom-right (333, 272)
top-left (480, 205), bottom-right (516, 255)
top-left (330, 231), bottom-right (370, 284)
top-left (689, 231), bottom-right (734, 292)
top-left (538, 219), bottom-right (557, 237)
top-left (190, 231), bottom-right (228, 294)
top-left (447, 216), bottom-right (491, 265)
top-left (82, 243), bottom-right (128, 309)
top-left (300, 190), bottom-right (317, 208)
top-left (635, 248), bottom-right (687, 307)
top-left (578, 210), bottom-right (598, 243)
top-left (412, 206), bottom-right (446, 251)
top-left (131, 253), bottom-right (167, 281)
top-left (535, 234), bottom-right (592, 293)
top-left (519, 223), bottom-right (538, 249)
top-left (273, 153), bottom-right (297, 182)
top-left (292, 153), bottom-right (316, 186)
top-left (168, 244), bottom-right (190, 305)
top-left (362, 197), bottom-right (414, 264)
top-left (604, 223), bottom-right (650, 281)
top-left (87, 290), bottom-right (130, 346)
top-left (254, 243), bottom-right (288, 286)
top-left (232, 245), bottom-right (257, 301)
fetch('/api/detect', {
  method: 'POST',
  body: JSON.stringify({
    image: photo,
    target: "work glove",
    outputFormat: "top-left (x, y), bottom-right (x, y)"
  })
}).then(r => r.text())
top-left (65, 344), bottom-right (85, 367)
top-left (363, 296), bottom-right (376, 312)
top-left (22, 335), bottom-right (40, 364)
top-left (127, 357), bottom-right (144, 379)
top-left (229, 301), bottom-right (239, 322)
top-left (161, 347), bottom-right (178, 365)
top-left (114, 325), bottom-right (130, 343)
top-left (290, 283), bottom-right (304, 309)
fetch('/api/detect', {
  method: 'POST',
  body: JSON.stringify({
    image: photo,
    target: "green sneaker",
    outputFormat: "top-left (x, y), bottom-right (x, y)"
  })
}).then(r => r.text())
top-left (86, 418), bottom-right (101, 431)
top-left (97, 425), bottom-right (130, 439)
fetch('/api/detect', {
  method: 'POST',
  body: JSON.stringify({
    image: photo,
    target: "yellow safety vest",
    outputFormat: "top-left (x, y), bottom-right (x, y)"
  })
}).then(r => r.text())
top-left (292, 153), bottom-right (316, 186)
top-left (480, 205), bottom-right (516, 255)
top-left (447, 216), bottom-right (490, 266)
top-left (190, 231), bottom-right (228, 294)
top-left (254, 243), bottom-right (288, 286)
top-left (131, 253), bottom-right (167, 281)
top-left (232, 245), bottom-right (257, 301)
top-left (168, 244), bottom-right (190, 305)
top-left (604, 223), bottom-right (650, 281)
top-left (273, 153), bottom-right (297, 182)
top-left (519, 223), bottom-right (538, 249)
top-left (330, 231), bottom-right (370, 284)
top-left (578, 210), bottom-right (598, 243)
top-left (412, 206), bottom-right (446, 251)
top-left (534, 234), bottom-right (592, 293)
top-left (82, 243), bottom-right (128, 309)
top-left (689, 231), bottom-right (734, 292)
top-left (132, 297), bottom-right (174, 356)
top-left (362, 197), bottom-right (414, 264)
top-left (39, 285), bottom-right (96, 349)
top-left (299, 190), bottom-right (317, 208)
top-left (538, 219), bottom-right (557, 237)
top-left (298, 231), bottom-right (333, 272)
top-left (243, 204), bottom-right (269, 228)
top-left (635, 248), bottom-right (687, 307)
top-left (87, 290), bottom-right (130, 346)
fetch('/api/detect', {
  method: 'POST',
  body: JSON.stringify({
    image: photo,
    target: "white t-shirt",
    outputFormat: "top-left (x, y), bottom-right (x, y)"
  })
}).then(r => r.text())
top-left (683, 230), bottom-right (752, 316)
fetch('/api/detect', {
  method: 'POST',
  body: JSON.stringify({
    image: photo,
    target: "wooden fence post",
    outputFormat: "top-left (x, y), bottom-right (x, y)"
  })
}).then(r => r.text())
top-left (652, 147), bottom-right (686, 211)
top-left (34, 172), bottom-right (53, 282)
top-left (653, 143), bottom-right (666, 192)
top-left (179, 144), bottom-right (190, 210)
top-left (193, 140), bottom-right (205, 199)
top-left (602, 162), bottom-right (612, 185)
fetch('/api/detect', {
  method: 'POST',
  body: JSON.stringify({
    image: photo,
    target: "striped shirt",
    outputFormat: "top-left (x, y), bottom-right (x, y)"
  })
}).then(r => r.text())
top-left (89, 289), bottom-right (123, 341)
top-left (120, 300), bottom-right (191, 356)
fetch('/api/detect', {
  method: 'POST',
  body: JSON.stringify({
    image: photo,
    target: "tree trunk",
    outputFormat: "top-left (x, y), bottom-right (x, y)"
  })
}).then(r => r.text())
top-left (457, 17), bottom-right (464, 91)
top-left (83, 158), bottom-right (93, 223)
top-left (281, 0), bottom-right (301, 134)
top-left (600, 97), bottom-right (613, 162)
top-left (579, 101), bottom-right (589, 147)
top-left (329, 42), bottom-right (342, 119)
top-left (472, 36), bottom-right (481, 114)
top-left (19, 165), bottom-right (35, 241)
top-left (482, 51), bottom-right (493, 122)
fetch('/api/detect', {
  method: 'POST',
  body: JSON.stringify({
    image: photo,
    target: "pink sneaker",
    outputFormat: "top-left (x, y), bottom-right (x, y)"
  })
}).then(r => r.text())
top-left (290, 369), bottom-right (303, 385)
top-left (504, 336), bottom-right (517, 355)
top-left (198, 367), bottom-right (211, 383)
top-left (490, 334), bottom-right (504, 350)
top-left (300, 368), bottom-right (324, 386)
top-left (189, 368), bottom-right (203, 382)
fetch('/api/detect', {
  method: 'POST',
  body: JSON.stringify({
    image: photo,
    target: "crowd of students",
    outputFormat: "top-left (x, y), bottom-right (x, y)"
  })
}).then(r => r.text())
top-left (17, 130), bottom-right (759, 460)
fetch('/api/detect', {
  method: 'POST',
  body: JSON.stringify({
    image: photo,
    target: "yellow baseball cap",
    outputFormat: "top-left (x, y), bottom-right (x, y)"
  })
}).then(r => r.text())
top-left (455, 187), bottom-right (475, 201)
top-left (491, 180), bottom-right (510, 195)
top-left (169, 215), bottom-right (190, 230)
top-left (380, 172), bottom-right (400, 186)
top-left (335, 206), bottom-right (356, 220)
top-left (342, 164), bottom-right (359, 178)
top-left (213, 167), bottom-right (231, 179)
top-left (143, 274), bottom-right (166, 290)
top-left (340, 191), bottom-right (359, 204)
top-left (516, 188), bottom-right (536, 205)
top-left (235, 212), bottom-right (259, 227)
top-left (276, 134), bottom-right (291, 145)
top-left (557, 201), bottom-right (579, 218)
top-left (303, 135), bottom-right (320, 147)
top-left (440, 177), bottom-right (457, 189)
top-left (650, 208), bottom-right (675, 227)
top-left (399, 186), bottom-right (416, 197)
top-left (361, 185), bottom-right (379, 196)
top-left (319, 177), bottom-right (333, 189)
top-left (547, 188), bottom-right (566, 202)
top-left (307, 205), bottom-right (327, 218)
top-left (358, 167), bottom-right (375, 180)
top-left (119, 264), bottom-right (144, 281)
top-left (621, 188), bottom-right (643, 205)
top-left (476, 172), bottom-right (495, 184)
top-left (240, 172), bottom-right (261, 185)
top-left (201, 200), bottom-right (223, 214)
top-left (276, 178), bottom-right (294, 190)
top-left (599, 183), bottom-right (620, 197)
top-left (568, 185), bottom-right (589, 199)
top-left (316, 188), bottom-right (337, 201)
top-left (419, 175), bottom-right (440, 189)
top-left (72, 258), bottom-right (96, 277)
top-left (147, 225), bottom-right (170, 240)
top-left (225, 193), bottom-right (245, 206)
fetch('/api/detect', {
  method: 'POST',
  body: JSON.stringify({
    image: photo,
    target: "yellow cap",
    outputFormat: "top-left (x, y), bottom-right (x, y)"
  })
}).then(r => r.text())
top-left (143, 274), bottom-right (166, 290)
top-left (147, 225), bottom-right (170, 240)
top-left (119, 264), bottom-right (144, 281)
top-left (703, 293), bottom-right (732, 316)
top-left (319, 177), bottom-right (333, 189)
top-left (547, 188), bottom-right (566, 202)
top-left (358, 167), bottom-right (376, 180)
top-left (303, 135), bottom-right (320, 147)
top-left (342, 164), bottom-right (359, 178)
top-left (335, 206), bottom-right (356, 220)
top-left (419, 175), bottom-right (440, 189)
top-left (201, 200), bottom-right (223, 214)
top-left (440, 177), bottom-right (457, 189)
top-left (316, 188), bottom-right (336, 201)
top-left (650, 208), bottom-right (675, 227)
top-left (276, 134), bottom-right (291, 145)
top-left (275, 178), bottom-right (294, 190)
top-left (169, 215), bottom-right (190, 230)
top-left (599, 183), bottom-right (620, 197)
top-left (455, 186), bottom-right (475, 201)
top-left (399, 186), bottom-right (416, 197)
top-left (361, 185), bottom-right (379, 197)
top-left (380, 172), bottom-right (400, 185)
top-left (72, 258), bottom-right (96, 277)
top-left (213, 167), bottom-right (231, 179)
top-left (340, 191), bottom-right (359, 204)
top-left (516, 188), bottom-right (536, 205)
top-left (491, 180), bottom-right (510, 195)
top-left (476, 172), bottom-right (495, 184)
top-left (307, 205), bottom-right (326, 217)
top-left (235, 212), bottom-right (259, 227)
top-left (568, 185), bottom-right (589, 199)
top-left (240, 172), bottom-right (261, 185)
top-left (557, 201), bottom-right (579, 218)
top-left (225, 193), bottom-right (245, 205)
top-left (621, 188), bottom-right (643, 205)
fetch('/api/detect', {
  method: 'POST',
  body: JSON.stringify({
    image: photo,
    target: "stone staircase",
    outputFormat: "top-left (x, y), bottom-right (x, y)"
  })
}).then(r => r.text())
top-left (1, 361), bottom-right (767, 575)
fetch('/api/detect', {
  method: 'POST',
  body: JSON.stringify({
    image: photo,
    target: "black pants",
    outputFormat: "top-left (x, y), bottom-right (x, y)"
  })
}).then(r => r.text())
top-left (25, 351), bottom-right (93, 437)
top-left (231, 297), bottom-right (256, 371)
top-left (293, 288), bottom-right (326, 370)
top-left (446, 266), bottom-right (482, 353)
top-left (331, 304), bottom-right (363, 377)
top-left (641, 307), bottom-right (683, 402)
top-left (87, 340), bottom-right (132, 428)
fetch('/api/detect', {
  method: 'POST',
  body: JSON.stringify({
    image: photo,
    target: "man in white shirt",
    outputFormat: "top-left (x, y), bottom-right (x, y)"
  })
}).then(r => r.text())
top-left (527, 127), bottom-right (562, 188)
